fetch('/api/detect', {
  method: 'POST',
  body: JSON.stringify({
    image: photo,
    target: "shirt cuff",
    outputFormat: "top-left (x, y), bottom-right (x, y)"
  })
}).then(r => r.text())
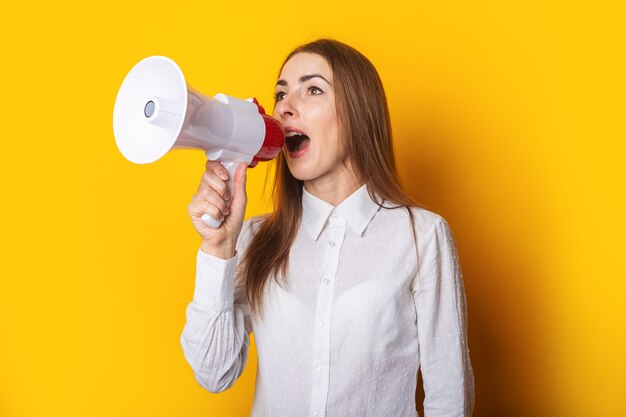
top-left (193, 248), bottom-right (239, 312)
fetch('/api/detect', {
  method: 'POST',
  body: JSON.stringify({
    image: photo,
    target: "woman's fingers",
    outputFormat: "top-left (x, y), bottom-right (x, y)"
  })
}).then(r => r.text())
top-left (192, 186), bottom-right (230, 215)
top-left (201, 160), bottom-right (230, 199)
top-left (188, 161), bottom-right (246, 252)
top-left (188, 199), bottom-right (224, 222)
top-left (206, 159), bottom-right (229, 180)
top-left (198, 170), bottom-right (230, 200)
top-left (189, 161), bottom-right (232, 224)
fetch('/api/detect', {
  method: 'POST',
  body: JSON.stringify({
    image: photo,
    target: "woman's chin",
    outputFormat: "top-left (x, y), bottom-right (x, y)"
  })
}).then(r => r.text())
top-left (286, 162), bottom-right (317, 182)
top-left (288, 167), bottom-right (314, 182)
top-left (285, 151), bottom-right (316, 181)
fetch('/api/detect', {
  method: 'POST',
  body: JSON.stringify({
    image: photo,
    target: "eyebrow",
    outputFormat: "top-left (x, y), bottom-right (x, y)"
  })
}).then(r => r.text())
top-left (276, 74), bottom-right (331, 87)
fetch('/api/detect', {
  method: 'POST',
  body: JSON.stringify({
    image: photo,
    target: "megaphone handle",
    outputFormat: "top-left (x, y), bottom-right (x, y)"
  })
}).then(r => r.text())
top-left (200, 160), bottom-right (240, 229)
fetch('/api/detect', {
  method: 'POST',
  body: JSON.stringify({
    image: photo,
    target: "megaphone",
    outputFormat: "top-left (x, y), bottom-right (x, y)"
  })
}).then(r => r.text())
top-left (113, 56), bottom-right (285, 228)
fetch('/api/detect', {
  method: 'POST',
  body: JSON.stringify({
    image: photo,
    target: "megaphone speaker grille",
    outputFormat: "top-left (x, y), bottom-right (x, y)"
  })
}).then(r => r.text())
top-left (113, 56), bottom-right (188, 164)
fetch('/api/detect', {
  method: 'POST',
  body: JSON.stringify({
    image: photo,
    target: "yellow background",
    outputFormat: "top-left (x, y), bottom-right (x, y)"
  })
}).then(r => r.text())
top-left (1, 1), bottom-right (624, 416)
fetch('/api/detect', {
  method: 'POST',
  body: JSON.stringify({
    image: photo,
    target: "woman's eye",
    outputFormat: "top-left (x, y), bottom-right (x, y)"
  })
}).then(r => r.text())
top-left (308, 86), bottom-right (323, 95)
top-left (274, 91), bottom-right (286, 102)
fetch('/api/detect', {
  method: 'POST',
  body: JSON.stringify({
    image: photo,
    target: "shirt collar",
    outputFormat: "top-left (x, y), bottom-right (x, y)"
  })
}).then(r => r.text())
top-left (301, 184), bottom-right (382, 240)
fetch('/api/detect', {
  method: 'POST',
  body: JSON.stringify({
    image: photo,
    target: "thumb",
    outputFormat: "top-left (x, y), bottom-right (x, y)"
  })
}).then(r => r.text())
top-left (227, 162), bottom-right (248, 222)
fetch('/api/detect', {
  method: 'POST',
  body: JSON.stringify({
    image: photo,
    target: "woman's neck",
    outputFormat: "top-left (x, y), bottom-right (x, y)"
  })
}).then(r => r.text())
top-left (303, 165), bottom-right (363, 206)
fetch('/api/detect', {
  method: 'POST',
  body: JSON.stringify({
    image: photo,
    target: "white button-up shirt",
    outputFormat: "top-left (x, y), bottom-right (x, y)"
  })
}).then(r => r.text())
top-left (181, 185), bottom-right (475, 417)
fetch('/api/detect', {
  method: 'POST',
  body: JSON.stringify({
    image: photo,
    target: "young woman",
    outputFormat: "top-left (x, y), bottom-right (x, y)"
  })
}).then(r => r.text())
top-left (181, 39), bottom-right (475, 417)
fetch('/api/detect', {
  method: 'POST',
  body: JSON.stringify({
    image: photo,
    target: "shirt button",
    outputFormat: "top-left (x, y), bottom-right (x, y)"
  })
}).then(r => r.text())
top-left (323, 278), bottom-right (330, 285)
top-left (313, 412), bottom-right (319, 417)
top-left (328, 241), bottom-right (336, 247)
top-left (318, 321), bottom-right (324, 327)
top-left (317, 366), bottom-right (322, 372)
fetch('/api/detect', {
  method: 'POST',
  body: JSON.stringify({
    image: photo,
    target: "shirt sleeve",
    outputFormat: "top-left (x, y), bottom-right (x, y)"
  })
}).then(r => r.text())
top-left (412, 216), bottom-right (475, 417)
top-left (179, 220), bottom-right (255, 393)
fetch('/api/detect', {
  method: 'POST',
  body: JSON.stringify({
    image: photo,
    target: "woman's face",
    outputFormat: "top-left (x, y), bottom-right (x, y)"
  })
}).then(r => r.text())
top-left (273, 53), bottom-right (351, 185)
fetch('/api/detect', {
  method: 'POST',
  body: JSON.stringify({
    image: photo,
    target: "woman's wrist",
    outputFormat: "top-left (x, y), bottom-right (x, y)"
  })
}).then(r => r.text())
top-left (200, 240), bottom-right (236, 260)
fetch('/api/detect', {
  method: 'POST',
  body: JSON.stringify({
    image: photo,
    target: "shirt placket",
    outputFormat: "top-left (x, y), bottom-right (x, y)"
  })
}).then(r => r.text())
top-left (309, 211), bottom-right (346, 417)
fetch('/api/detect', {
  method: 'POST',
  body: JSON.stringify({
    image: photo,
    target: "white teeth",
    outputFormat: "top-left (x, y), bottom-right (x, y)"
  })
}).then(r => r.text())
top-left (286, 131), bottom-right (304, 137)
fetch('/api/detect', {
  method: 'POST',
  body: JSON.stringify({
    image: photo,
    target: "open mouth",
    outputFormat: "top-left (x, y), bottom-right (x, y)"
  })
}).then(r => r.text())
top-left (285, 131), bottom-right (311, 153)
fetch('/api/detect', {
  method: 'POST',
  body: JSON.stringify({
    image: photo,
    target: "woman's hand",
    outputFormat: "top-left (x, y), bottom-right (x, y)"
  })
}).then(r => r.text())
top-left (188, 160), bottom-right (248, 259)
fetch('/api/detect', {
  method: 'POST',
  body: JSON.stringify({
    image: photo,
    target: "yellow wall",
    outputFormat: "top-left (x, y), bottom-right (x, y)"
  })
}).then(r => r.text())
top-left (1, 1), bottom-right (624, 416)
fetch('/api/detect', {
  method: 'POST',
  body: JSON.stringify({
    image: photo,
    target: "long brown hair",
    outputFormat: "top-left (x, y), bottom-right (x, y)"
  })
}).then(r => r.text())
top-left (240, 39), bottom-right (420, 314)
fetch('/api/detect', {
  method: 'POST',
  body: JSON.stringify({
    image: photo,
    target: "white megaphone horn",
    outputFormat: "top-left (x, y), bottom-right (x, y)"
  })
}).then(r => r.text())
top-left (113, 56), bottom-right (285, 228)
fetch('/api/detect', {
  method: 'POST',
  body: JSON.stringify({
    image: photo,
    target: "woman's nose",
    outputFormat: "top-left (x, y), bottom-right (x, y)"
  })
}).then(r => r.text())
top-left (276, 93), bottom-right (298, 120)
